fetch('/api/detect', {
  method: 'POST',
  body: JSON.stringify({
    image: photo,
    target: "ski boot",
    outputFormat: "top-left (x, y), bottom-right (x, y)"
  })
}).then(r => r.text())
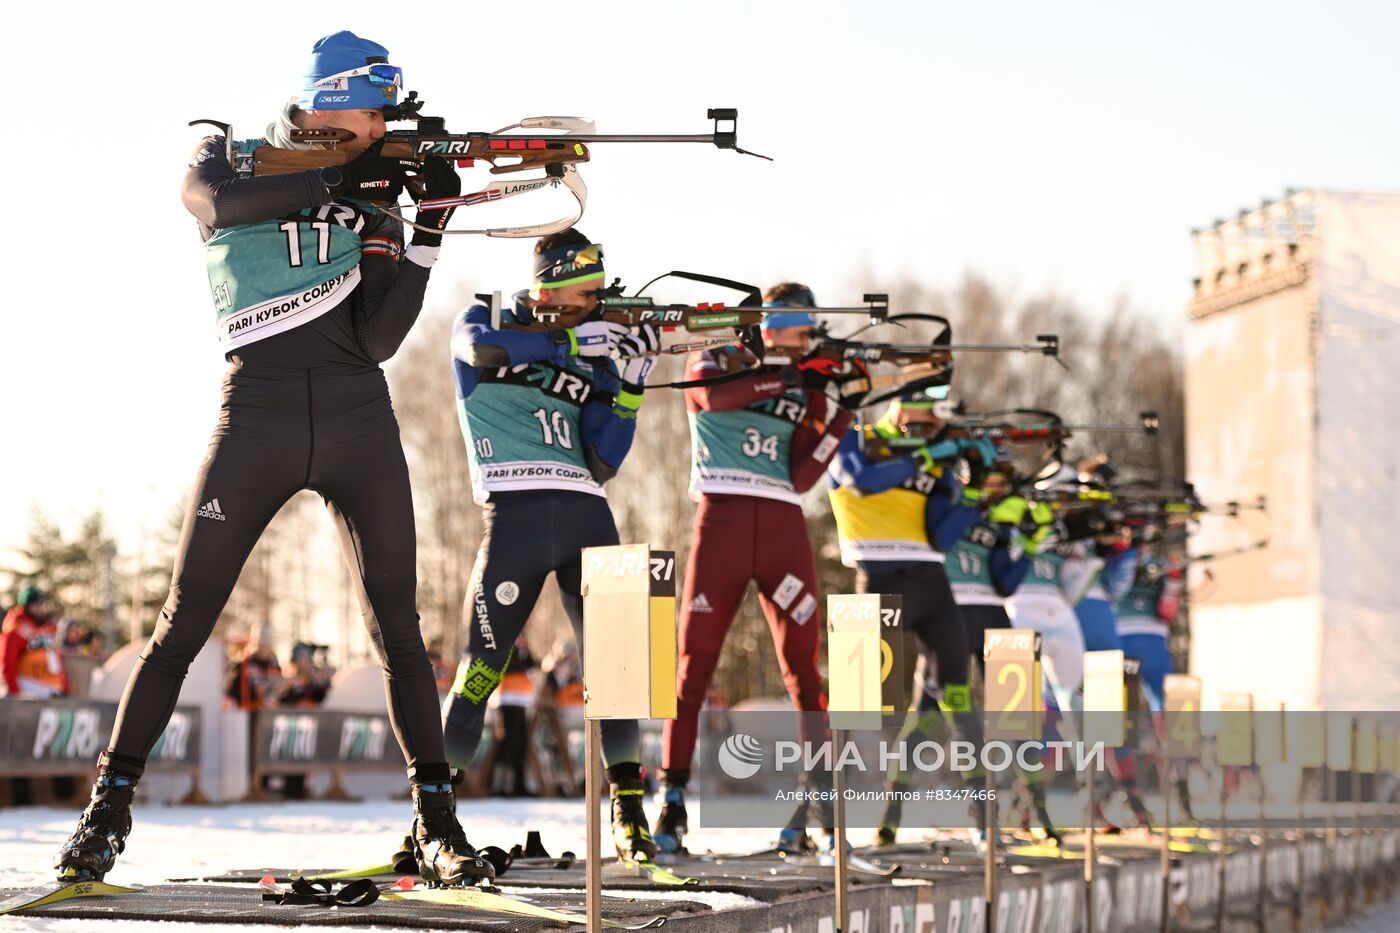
top-left (412, 779), bottom-right (495, 885)
top-left (773, 794), bottom-right (815, 854)
top-left (652, 783), bottom-right (689, 855)
top-left (611, 775), bottom-right (658, 861)
top-left (1176, 779), bottom-right (1197, 823)
top-left (1016, 796), bottom-right (1033, 835)
top-left (966, 799), bottom-right (989, 850)
top-left (54, 766), bottom-right (137, 881)
top-left (777, 826), bottom-right (818, 854)
top-left (1030, 786), bottom-right (1063, 847)
top-left (389, 831), bottom-right (418, 874)
top-left (1125, 790), bottom-right (1154, 829)
top-left (874, 792), bottom-right (903, 847)
top-left (1093, 799), bottom-right (1123, 835)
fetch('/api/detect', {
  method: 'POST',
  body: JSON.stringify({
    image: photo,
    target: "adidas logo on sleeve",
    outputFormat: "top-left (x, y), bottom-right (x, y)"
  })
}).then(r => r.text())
top-left (196, 498), bottom-right (227, 521)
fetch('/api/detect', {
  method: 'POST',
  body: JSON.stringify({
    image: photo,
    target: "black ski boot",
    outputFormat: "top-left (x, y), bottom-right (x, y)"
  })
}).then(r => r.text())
top-left (776, 794), bottom-right (816, 853)
top-left (54, 765), bottom-right (138, 881)
top-left (966, 797), bottom-right (991, 849)
top-left (1093, 799), bottom-right (1123, 835)
top-left (610, 774), bottom-right (658, 861)
top-left (652, 781), bottom-right (689, 855)
top-left (389, 832), bottom-right (417, 875)
top-left (1176, 779), bottom-right (1197, 822)
top-left (874, 789), bottom-right (902, 847)
top-left (1030, 785), bottom-right (1063, 846)
top-left (412, 780), bottom-right (495, 885)
top-left (1115, 775), bottom-right (1154, 828)
top-left (1125, 789), bottom-right (1154, 828)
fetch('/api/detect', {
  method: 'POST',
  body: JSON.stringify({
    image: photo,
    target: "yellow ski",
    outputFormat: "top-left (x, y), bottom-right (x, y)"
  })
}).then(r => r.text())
top-left (0, 880), bottom-right (141, 915)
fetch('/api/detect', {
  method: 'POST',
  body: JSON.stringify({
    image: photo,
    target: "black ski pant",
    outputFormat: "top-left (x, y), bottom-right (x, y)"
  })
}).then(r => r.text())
top-left (108, 363), bottom-right (446, 778)
top-left (958, 601), bottom-right (1048, 789)
top-left (442, 490), bottom-right (641, 772)
top-left (858, 560), bottom-right (983, 787)
top-left (855, 560), bottom-right (971, 708)
top-left (959, 602), bottom-right (1012, 677)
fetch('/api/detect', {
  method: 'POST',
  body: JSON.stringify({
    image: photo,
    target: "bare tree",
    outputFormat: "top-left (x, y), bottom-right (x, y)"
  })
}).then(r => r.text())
top-left (6, 507), bottom-right (121, 643)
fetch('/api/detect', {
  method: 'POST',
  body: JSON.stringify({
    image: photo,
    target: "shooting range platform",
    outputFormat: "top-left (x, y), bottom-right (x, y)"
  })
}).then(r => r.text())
top-left (11, 829), bottom-right (1399, 932)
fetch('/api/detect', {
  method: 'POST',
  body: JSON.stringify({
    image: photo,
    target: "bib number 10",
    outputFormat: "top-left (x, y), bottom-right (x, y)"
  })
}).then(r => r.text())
top-left (532, 408), bottom-right (574, 449)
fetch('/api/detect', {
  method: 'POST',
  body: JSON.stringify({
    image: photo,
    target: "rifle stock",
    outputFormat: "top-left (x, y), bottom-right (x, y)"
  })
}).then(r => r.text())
top-left (252, 146), bottom-right (347, 174)
top-left (253, 133), bottom-right (587, 177)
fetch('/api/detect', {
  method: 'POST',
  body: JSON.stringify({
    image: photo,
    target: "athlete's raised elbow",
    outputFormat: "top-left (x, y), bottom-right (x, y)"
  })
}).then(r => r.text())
top-left (451, 331), bottom-right (510, 368)
top-left (585, 448), bottom-right (620, 484)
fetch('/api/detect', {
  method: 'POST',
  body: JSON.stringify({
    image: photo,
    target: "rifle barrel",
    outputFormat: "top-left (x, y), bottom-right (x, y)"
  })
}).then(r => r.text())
top-left (551, 133), bottom-right (727, 144)
top-left (605, 304), bottom-right (883, 316)
top-left (942, 343), bottom-right (1057, 353)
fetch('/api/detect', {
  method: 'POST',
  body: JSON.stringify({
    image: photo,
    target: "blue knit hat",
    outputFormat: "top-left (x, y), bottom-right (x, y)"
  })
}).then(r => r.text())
top-left (761, 283), bottom-right (817, 330)
top-left (299, 31), bottom-right (401, 111)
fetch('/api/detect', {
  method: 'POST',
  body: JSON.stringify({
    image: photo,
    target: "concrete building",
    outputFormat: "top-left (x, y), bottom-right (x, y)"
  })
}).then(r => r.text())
top-left (1185, 191), bottom-right (1400, 711)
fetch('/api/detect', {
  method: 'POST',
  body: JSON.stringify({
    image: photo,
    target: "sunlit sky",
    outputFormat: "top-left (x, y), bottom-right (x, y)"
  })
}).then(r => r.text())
top-left (2, 0), bottom-right (1397, 554)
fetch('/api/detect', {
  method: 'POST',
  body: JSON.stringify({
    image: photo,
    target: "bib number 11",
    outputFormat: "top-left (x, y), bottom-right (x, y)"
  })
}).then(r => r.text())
top-left (279, 221), bottom-right (332, 268)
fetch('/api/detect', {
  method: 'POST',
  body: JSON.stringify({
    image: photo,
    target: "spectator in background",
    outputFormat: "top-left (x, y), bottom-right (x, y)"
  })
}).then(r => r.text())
top-left (2, 587), bottom-right (75, 804)
top-left (428, 638), bottom-right (453, 694)
top-left (277, 643), bottom-right (332, 707)
top-left (58, 619), bottom-right (104, 658)
top-left (59, 620), bottom-right (86, 653)
top-left (2, 587), bottom-right (69, 699)
top-left (225, 626), bottom-right (283, 710)
top-left (542, 638), bottom-right (584, 709)
top-left (273, 642), bottom-right (332, 800)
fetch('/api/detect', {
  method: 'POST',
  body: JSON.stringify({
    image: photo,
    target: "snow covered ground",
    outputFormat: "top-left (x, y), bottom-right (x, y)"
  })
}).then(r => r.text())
top-left (0, 796), bottom-right (777, 932)
top-left (6, 794), bottom-right (1397, 931)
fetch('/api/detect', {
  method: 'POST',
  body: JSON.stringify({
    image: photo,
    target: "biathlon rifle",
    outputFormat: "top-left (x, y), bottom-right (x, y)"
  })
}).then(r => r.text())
top-left (1114, 484), bottom-right (1265, 523)
top-left (940, 409), bottom-right (1158, 492)
top-left (1199, 495), bottom-right (1267, 518)
top-left (1112, 482), bottom-right (1206, 520)
top-left (947, 410), bottom-right (1160, 445)
top-left (1192, 539), bottom-right (1270, 562)
top-left (499, 275), bottom-right (1060, 398)
top-left (767, 315), bottom-right (1060, 407)
top-left (851, 402), bottom-right (1105, 467)
top-left (501, 271), bottom-right (887, 361)
top-left (191, 95), bottom-right (768, 238)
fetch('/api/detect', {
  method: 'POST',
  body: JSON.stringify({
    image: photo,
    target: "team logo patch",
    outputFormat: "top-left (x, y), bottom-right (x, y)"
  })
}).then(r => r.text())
top-left (772, 574), bottom-right (804, 611)
top-left (455, 658), bottom-right (503, 704)
top-left (495, 581), bottom-right (520, 606)
top-left (792, 594), bottom-right (817, 625)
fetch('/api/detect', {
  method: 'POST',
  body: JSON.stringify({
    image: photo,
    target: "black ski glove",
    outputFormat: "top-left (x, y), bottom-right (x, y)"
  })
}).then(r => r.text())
top-left (409, 158), bottom-right (462, 247)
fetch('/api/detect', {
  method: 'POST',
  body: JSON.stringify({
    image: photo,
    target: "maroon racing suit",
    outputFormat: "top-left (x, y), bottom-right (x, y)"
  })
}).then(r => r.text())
top-left (660, 351), bottom-right (853, 778)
